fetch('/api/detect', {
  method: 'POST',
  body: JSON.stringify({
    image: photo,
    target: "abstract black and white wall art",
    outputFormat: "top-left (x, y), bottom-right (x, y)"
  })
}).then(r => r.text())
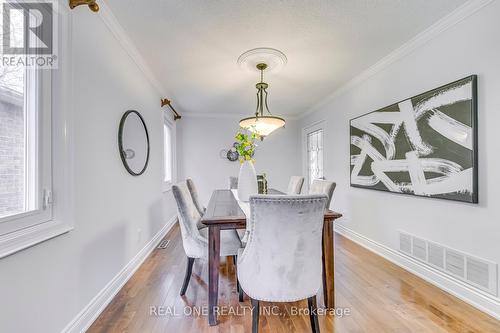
top-left (350, 76), bottom-right (478, 203)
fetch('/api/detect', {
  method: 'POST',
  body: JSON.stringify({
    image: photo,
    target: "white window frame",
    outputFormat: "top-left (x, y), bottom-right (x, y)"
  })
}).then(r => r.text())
top-left (0, 58), bottom-right (52, 235)
top-left (0, 5), bottom-right (74, 258)
top-left (302, 120), bottom-right (326, 193)
top-left (162, 112), bottom-right (176, 192)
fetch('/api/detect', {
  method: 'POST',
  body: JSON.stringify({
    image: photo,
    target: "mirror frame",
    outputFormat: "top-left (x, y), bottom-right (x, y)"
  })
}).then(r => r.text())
top-left (118, 110), bottom-right (150, 176)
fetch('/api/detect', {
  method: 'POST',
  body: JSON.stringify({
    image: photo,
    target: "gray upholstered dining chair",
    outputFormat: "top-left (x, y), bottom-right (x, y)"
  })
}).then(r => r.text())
top-left (186, 178), bottom-right (207, 229)
top-left (286, 176), bottom-right (304, 194)
top-left (229, 176), bottom-right (238, 189)
top-left (237, 194), bottom-right (328, 333)
top-left (309, 179), bottom-right (336, 208)
top-left (172, 181), bottom-right (242, 296)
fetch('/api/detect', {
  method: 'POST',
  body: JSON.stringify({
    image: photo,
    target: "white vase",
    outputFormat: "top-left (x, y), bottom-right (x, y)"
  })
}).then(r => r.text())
top-left (237, 160), bottom-right (258, 202)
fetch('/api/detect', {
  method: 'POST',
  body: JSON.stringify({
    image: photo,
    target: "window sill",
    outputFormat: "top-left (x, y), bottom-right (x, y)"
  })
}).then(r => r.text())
top-left (0, 219), bottom-right (73, 259)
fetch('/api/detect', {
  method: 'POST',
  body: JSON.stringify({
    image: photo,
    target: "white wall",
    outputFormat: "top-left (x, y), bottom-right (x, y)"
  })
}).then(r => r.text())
top-left (177, 116), bottom-right (301, 204)
top-left (299, 0), bottom-right (500, 316)
top-left (2, 2), bottom-right (498, 332)
top-left (0, 6), bottom-right (177, 333)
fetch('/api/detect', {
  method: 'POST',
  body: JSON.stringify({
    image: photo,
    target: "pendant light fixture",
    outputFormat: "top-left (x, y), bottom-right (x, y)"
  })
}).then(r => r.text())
top-left (239, 57), bottom-right (286, 138)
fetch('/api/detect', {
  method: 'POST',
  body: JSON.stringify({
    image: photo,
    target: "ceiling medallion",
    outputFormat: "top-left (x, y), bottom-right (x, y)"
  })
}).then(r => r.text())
top-left (237, 47), bottom-right (287, 73)
top-left (238, 48), bottom-right (286, 138)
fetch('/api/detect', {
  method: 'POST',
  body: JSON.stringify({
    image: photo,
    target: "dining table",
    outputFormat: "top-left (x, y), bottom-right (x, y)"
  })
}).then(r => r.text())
top-left (201, 188), bottom-right (343, 326)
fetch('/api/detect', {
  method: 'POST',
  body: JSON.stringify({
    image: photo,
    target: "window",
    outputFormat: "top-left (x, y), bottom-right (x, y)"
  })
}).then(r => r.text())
top-left (0, 7), bottom-right (52, 236)
top-left (0, 4), bottom-right (72, 258)
top-left (163, 115), bottom-right (175, 189)
top-left (163, 122), bottom-right (172, 183)
top-left (306, 127), bottom-right (324, 186)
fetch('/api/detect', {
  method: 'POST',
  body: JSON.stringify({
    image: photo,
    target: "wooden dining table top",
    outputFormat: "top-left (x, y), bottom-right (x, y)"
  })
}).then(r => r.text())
top-left (201, 189), bottom-right (342, 227)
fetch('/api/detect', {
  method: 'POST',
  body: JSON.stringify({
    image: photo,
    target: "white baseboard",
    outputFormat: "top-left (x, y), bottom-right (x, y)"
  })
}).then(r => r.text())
top-left (334, 224), bottom-right (500, 320)
top-left (61, 216), bottom-right (178, 333)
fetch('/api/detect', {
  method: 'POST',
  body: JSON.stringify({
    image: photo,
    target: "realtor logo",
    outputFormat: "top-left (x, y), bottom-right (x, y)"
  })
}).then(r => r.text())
top-left (1, 0), bottom-right (58, 68)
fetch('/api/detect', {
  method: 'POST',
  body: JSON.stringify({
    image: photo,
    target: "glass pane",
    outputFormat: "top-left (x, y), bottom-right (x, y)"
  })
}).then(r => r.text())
top-left (0, 10), bottom-right (32, 219)
top-left (307, 129), bottom-right (324, 185)
top-left (164, 124), bottom-right (172, 182)
top-left (317, 129), bottom-right (324, 180)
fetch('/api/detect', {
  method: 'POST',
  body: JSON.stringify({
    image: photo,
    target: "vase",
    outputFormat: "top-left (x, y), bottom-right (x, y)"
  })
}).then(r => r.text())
top-left (237, 160), bottom-right (258, 202)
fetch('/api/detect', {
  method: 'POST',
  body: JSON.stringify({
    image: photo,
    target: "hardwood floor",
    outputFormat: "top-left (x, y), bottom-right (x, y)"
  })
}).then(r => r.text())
top-left (88, 224), bottom-right (500, 333)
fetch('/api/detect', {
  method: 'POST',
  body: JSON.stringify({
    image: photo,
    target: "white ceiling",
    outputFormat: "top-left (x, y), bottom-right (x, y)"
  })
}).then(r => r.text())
top-left (105, 0), bottom-right (467, 117)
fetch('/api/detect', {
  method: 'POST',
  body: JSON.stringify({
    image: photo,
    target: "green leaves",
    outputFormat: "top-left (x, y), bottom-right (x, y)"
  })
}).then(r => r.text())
top-left (234, 130), bottom-right (260, 163)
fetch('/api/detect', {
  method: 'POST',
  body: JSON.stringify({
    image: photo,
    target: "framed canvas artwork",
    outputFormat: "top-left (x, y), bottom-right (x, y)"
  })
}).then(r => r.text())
top-left (349, 75), bottom-right (478, 203)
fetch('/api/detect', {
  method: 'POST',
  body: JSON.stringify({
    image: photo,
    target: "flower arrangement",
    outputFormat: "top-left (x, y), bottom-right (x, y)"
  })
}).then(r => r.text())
top-left (234, 130), bottom-right (260, 163)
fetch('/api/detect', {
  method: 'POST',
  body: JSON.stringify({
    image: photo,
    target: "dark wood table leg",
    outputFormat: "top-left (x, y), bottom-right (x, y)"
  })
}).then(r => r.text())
top-left (322, 217), bottom-right (335, 308)
top-left (208, 225), bottom-right (221, 326)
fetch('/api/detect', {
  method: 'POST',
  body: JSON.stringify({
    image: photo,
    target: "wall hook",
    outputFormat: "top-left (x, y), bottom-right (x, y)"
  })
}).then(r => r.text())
top-left (69, 0), bottom-right (99, 12)
top-left (161, 99), bottom-right (181, 121)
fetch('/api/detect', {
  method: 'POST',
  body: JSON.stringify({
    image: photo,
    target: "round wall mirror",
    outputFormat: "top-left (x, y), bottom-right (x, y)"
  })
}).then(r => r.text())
top-left (118, 110), bottom-right (150, 176)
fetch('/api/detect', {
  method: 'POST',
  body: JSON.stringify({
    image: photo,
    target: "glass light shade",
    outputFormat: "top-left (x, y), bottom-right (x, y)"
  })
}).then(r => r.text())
top-left (239, 116), bottom-right (285, 137)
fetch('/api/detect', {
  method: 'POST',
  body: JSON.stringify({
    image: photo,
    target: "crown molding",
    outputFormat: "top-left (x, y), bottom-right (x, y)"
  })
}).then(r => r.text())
top-left (182, 112), bottom-right (246, 119)
top-left (97, 0), bottom-right (167, 97)
top-left (300, 0), bottom-right (494, 119)
top-left (95, 0), bottom-right (492, 120)
top-left (182, 112), bottom-right (299, 121)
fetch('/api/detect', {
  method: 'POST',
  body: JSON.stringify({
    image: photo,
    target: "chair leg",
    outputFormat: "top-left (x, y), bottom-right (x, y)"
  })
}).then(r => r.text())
top-left (307, 296), bottom-right (320, 333)
top-left (180, 257), bottom-right (195, 296)
top-left (251, 298), bottom-right (260, 333)
top-left (233, 255), bottom-right (241, 295)
top-left (233, 255), bottom-right (240, 292)
top-left (238, 282), bottom-right (244, 302)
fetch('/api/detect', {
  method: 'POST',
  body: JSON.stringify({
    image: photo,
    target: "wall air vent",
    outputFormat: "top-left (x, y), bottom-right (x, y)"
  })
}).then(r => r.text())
top-left (427, 242), bottom-right (445, 269)
top-left (445, 249), bottom-right (465, 278)
top-left (398, 231), bottom-right (497, 296)
top-left (157, 239), bottom-right (170, 249)
top-left (399, 232), bottom-right (412, 255)
top-left (466, 256), bottom-right (495, 292)
top-left (412, 237), bottom-right (427, 261)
